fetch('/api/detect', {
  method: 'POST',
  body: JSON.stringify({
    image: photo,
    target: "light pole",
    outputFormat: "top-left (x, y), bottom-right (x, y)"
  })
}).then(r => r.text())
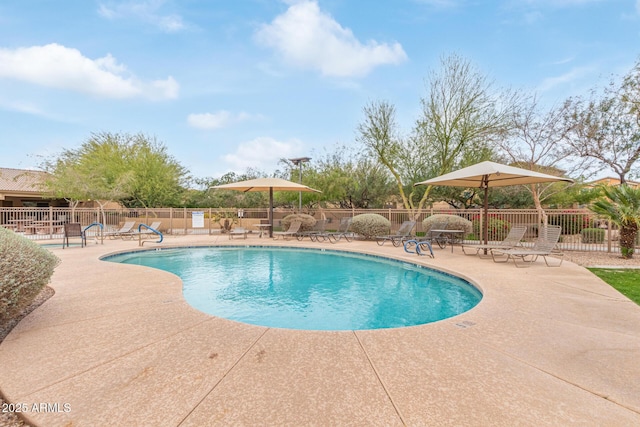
top-left (288, 157), bottom-right (311, 212)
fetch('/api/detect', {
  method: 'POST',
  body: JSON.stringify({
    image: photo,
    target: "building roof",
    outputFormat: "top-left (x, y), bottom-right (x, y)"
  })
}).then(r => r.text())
top-left (0, 167), bottom-right (48, 194)
top-left (587, 177), bottom-right (640, 188)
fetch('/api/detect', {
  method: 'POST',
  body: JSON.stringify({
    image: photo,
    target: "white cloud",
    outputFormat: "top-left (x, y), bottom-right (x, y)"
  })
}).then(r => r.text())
top-left (255, 0), bottom-right (407, 77)
top-left (187, 111), bottom-right (260, 130)
top-left (537, 66), bottom-right (592, 92)
top-left (0, 43), bottom-right (178, 100)
top-left (222, 137), bottom-right (304, 171)
top-left (98, 0), bottom-right (186, 33)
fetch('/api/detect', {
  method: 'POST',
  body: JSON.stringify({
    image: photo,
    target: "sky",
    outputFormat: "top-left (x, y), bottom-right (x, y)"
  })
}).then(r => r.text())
top-left (1, 0), bottom-right (639, 182)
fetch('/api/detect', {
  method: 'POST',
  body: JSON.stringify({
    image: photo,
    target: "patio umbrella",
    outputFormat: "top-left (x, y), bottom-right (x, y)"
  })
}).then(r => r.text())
top-left (414, 161), bottom-right (573, 246)
top-left (211, 177), bottom-right (321, 238)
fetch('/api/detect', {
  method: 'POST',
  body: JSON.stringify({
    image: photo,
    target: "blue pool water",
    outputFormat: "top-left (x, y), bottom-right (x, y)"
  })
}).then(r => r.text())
top-left (104, 247), bottom-right (482, 331)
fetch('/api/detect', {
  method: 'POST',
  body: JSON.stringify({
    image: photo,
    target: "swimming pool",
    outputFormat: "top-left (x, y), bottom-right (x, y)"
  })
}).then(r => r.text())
top-left (105, 247), bottom-right (482, 330)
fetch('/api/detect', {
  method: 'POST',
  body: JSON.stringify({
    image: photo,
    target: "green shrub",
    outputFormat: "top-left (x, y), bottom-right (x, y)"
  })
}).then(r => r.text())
top-left (0, 227), bottom-right (60, 325)
top-left (281, 214), bottom-right (316, 232)
top-left (471, 216), bottom-right (512, 241)
top-left (422, 214), bottom-right (473, 235)
top-left (581, 228), bottom-right (605, 244)
top-left (350, 214), bottom-right (391, 239)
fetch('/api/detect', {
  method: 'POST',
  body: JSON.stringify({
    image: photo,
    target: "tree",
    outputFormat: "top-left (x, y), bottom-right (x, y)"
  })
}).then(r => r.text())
top-left (302, 145), bottom-right (393, 209)
top-left (356, 100), bottom-right (410, 207)
top-left (358, 54), bottom-right (518, 216)
top-left (498, 95), bottom-right (578, 222)
top-left (590, 185), bottom-right (640, 259)
top-left (119, 135), bottom-right (188, 208)
top-left (191, 169), bottom-right (268, 208)
top-left (563, 61), bottom-right (640, 184)
top-left (42, 132), bottom-right (188, 219)
top-left (622, 57), bottom-right (640, 125)
top-left (42, 134), bottom-right (135, 222)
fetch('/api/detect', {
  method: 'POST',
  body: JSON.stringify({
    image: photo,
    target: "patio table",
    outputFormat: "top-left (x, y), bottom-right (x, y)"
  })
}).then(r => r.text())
top-left (254, 223), bottom-right (272, 238)
top-left (430, 229), bottom-right (464, 253)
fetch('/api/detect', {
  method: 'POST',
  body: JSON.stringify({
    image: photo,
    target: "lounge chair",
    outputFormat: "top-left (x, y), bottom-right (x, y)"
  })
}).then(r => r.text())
top-left (104, 221), bottom-right (136, 239)
top-left (491, 225), bottom-right (564, 267)
top-left (319, 217), bottom-right (353, 243)
top-left (296, 219), bottom-right (327, 241)
top-left (462, 225), bottom-right (527, 257)
top-left (62, 223), bottom-right (86, 249)
top-left (273, 220), bottom-right (302, 240)
top-left (376, 220), bottom-right (416, 247)
top-left (423, 220), bottom-right (450, 249)
top-left (229, 226), bottom-right (249, 239)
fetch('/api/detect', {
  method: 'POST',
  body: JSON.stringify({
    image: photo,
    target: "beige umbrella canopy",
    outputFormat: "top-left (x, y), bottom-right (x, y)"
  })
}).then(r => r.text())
top-left (414, 161), bottom-right (573, 245)
top-left (211, 177), bottom-right (321, 238)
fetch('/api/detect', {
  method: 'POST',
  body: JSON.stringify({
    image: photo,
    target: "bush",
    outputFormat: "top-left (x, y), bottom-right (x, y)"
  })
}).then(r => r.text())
top-left (281, 214), bottom-right (316, 232)
top-left (423, 214), bottom-right (473, 235)
top-left (581, 228), bottom-right (605, 244)
top-left (471, 216), bottom-right (512, 241)
top-left (0, 227), bottom-right (60, 325)
top-left (350, 214), bottom-right (391, 239)
top-left (548, 212), bottom-right (593, 235)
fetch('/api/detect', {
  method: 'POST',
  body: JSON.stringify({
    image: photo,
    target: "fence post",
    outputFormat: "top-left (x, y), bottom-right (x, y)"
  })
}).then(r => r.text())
top-left (170, 207), bottom-right (173, 235)
top-left (607, 219), bottom-right (612, 253)
top-left (47, 206), bottom-right (52, 239)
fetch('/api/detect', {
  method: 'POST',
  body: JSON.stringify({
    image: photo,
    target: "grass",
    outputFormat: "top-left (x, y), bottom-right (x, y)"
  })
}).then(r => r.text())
top-left (588, 268), bottom-right (640, 305)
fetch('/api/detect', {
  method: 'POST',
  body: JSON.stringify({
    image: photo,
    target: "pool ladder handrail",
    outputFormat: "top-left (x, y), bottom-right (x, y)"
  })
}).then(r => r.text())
top-left (138, 224), bottom-right (163, 246)
top-left (83, 222), bottom-right (104, 244)
top-left (404, 239), bottom-right (434, 258)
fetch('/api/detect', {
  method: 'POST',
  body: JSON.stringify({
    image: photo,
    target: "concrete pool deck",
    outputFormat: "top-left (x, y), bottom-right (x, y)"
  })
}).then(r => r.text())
top-left (1, 235), bottom-right (640, 426)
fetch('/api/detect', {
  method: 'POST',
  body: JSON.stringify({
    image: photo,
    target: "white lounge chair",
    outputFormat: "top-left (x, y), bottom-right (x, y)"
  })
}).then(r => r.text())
top-left (229, 226), bottom-right (249, 239)
top-left (491, 225), bottom-right (564, 267)
top-left (273, 220), bottom-right (301, 240)
top-left (104, 221), bottom-right (136, 239)
top-left (462, 225), bottom-right (527, 257)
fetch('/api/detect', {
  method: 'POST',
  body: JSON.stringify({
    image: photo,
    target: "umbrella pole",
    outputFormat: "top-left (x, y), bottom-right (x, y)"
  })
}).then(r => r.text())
top-left (483, 176), bottom-right (489, 254)
top-left (269, 187), bottom-right (274, 238)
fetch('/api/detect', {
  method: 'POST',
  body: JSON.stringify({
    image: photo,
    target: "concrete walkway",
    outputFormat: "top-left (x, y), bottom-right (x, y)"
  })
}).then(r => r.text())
top-left (1, 235), bottom-right (640, 426)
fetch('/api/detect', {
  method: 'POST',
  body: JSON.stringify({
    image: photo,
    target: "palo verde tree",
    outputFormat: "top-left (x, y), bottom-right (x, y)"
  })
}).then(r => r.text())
top-left (356, 100), bottom-right (409, 207)
top-left (414, 54), bottom-right (519, 204)
top-left (358, 54), bottom-right (519, 217)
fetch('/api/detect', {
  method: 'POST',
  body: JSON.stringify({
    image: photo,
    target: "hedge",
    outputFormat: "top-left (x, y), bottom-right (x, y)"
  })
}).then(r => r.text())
top-left (281, 214), bottom-right (316, 232)
top-left (423, 214), bottom-right (473, 236)
top-left (350, 214), bottom-right (391, 239)
top-left (581, 228), bottom-right (605, 244)
top-left (0, 227), bottom-right (60, 325)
